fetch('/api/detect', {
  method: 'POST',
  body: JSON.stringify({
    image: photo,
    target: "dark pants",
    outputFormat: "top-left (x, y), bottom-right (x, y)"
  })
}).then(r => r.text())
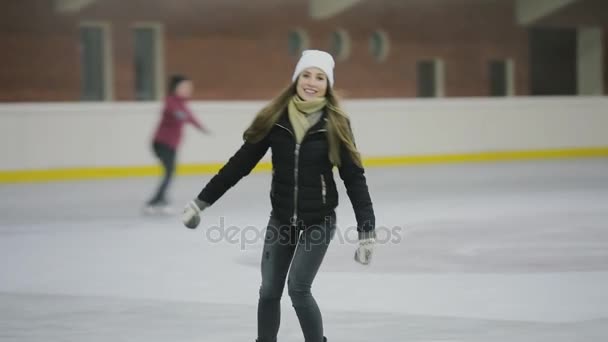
top-left (148, 142), bottom-right (176, 205)
top-left (257, 215), bottom-right (335, 342)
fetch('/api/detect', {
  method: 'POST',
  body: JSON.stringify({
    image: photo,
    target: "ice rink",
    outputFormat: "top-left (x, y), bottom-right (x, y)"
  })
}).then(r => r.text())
top-left (1, 159), bottom-right (608, 341)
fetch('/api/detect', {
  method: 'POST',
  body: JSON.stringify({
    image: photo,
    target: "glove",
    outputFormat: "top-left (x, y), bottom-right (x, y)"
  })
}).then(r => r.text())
top-left (354, 231), bottom-right (375, 265)
top-left (182, 199), bottom-right (208, 229)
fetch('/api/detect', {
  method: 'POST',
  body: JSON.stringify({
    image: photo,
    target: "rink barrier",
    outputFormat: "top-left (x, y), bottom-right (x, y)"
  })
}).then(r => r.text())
top-left (1, 146), bottom-right (607, 183)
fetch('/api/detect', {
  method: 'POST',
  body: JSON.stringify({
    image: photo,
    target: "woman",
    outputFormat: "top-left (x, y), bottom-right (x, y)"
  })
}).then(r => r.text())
top-left (145, 75), bottom-right (210, 214)
top-left (182, 50), bottom-right (375, 342)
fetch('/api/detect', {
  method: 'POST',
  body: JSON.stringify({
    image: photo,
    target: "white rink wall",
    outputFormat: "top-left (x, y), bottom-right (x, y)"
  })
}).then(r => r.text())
top-left (0, 97), bottom-right (607, 171)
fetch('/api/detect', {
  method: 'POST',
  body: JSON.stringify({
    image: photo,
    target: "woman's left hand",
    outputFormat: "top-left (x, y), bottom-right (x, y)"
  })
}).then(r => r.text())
top-left (354, 234), bottom-right (375, 265)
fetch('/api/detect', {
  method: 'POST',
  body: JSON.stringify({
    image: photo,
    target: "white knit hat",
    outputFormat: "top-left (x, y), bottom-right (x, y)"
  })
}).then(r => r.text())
top-left (291, 50), bottom-right (335, 87)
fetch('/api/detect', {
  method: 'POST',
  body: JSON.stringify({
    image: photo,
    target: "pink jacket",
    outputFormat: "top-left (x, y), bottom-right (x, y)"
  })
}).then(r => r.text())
top-left (153, 95), bottom-right (204, 149)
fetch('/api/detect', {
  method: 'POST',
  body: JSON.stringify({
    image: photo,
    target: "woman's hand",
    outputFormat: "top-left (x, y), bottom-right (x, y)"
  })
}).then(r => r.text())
top-left (354, 232), bottom-right (375, 265)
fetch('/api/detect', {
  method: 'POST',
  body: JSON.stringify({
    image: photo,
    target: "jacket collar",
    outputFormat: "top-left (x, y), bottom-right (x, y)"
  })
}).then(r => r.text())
top-left (276, 108), bottom-right (328, 134)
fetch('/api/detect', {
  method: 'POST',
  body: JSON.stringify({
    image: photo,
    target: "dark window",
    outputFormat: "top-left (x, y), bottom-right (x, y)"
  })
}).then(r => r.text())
top-left (417, 60), bottom-right (436, 98)
top-left (134, 27), bottom-right (158, 101)
top-left (330, 31), bottom-right (343, 58)
top-left (489, 60), bottom-right (508, 96)
top-left (369, 31), bottom-right (389, 62)
top-left (80, 26), bottom-right (105, 101)
top-left (529, 28), bottom-right (577, 95)
top-left (329, 30), bottom-right (350, 61)
top-left (288, 31), bottom-right (305, 57)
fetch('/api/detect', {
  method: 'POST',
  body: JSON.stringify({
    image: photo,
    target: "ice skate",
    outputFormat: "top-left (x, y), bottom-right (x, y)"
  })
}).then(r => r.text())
top-left (143, 199), bottom-right (174, 216)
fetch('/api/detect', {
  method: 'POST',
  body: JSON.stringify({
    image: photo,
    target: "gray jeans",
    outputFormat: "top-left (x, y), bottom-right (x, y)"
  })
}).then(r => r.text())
top-left (257, 215), bottom-right (336, 342)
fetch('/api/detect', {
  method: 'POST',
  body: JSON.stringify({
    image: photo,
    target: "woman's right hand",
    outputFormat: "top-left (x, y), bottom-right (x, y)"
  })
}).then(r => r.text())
top-left (182, 199), bottom-right (208, 229)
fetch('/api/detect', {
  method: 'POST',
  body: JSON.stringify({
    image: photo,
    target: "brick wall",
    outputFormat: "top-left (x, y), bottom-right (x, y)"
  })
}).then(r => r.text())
top-left (0, 1), bottom-right (80, 101)
top-left (1, 0), bottom-right (602, 101)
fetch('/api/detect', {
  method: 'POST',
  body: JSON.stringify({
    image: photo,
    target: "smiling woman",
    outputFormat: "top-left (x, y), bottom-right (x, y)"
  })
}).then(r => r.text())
top-left (180, 49), bottom-right (376, 342)
top-left (296, 68), bottom-right (328, 100)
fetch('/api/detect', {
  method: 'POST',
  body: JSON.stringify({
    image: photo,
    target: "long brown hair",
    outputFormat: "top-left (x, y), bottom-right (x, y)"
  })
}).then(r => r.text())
top-left (243, 82), bottom-right (362, 167)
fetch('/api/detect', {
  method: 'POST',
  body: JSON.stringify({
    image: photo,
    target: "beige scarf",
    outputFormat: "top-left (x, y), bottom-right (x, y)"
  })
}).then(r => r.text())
top-left (288, 95), bottom-right (327, 143)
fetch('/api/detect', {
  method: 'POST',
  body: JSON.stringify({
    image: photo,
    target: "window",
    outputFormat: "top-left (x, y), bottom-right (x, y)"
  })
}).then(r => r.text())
top-left (80, 23), bottom-right (113, 101)
top-left (329, 29), bottom-right (351, 61)
top-left (369, 30), bottom-right (390, 62)
top-left (488, 59), bottom-right (515, 96)
top-left (529, 28), bottom-right (577, 95)
top-left (417, 59), bottom-right (444, 98)
top-left (134, 24), bottom-right (164, 100)
top-left (577, 27), bottom-right (603, 95)
top-left (288, 29), bottom-right (309, 57)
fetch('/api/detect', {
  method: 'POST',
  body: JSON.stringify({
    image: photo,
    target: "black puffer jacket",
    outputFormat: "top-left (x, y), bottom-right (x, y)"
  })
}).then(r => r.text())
top-left (198, 110), bottom-right (375, 232)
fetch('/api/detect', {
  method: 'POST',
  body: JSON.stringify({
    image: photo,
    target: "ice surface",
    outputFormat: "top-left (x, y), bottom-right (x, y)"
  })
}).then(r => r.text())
top-left (1, 159), bottom-right (608, 341)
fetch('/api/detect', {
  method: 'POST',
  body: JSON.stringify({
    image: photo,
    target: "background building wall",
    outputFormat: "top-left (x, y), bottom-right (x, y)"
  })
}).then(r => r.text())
top-left (0, 0), bottom-right (539, 101)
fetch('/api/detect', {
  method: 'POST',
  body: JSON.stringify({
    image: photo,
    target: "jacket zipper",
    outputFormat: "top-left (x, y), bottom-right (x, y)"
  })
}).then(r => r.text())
top-left (321, 174), bottom-right (326, 205)
top-left (275, 123), bottom-right (299, 225)
top-left (293, 144), bottom-right (301, 225)
top-left (275, 123), bottom-right (327, 226)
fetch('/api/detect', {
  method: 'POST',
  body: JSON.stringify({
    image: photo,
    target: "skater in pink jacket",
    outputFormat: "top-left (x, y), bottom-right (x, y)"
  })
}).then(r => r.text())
top-left (145, 75), bottom-right (210, 213)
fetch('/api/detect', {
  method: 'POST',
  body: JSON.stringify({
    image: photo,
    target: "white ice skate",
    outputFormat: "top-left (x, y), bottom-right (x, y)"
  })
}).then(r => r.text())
top-left (143, 200), bottom-right (176, 216)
